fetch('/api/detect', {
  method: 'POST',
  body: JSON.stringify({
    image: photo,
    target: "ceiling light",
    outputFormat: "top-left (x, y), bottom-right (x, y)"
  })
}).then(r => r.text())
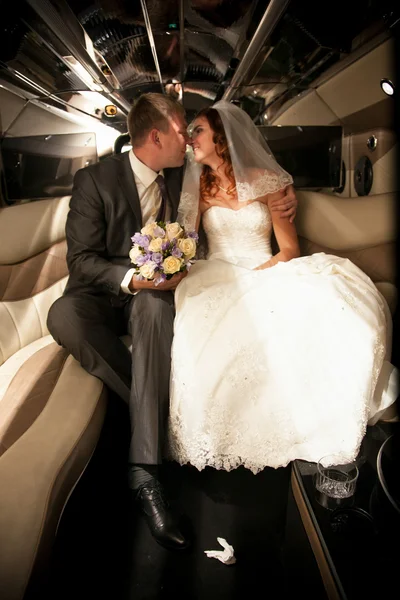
top-left (104, 105), bottom-right (118, 116)
top-left (380, 78), bottom-right (394, 96)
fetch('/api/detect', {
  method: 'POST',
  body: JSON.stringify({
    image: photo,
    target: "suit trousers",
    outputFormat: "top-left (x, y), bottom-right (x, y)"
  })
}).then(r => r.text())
top-left (47, 289), bottom-right (175, 464)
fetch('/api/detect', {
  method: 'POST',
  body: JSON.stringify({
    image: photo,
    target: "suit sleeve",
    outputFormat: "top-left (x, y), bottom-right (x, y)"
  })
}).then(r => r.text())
top-left (66, 168), bottom-right (130, 296)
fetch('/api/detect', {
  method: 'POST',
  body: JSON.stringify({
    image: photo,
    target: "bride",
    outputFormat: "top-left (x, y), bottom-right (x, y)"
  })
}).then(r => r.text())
top-left (167, 101), bottom-right (398, 473)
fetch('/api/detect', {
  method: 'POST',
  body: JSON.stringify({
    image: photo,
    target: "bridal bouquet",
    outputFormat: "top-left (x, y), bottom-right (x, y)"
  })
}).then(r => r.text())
top-left (129, 221), bottom-right (198, 286)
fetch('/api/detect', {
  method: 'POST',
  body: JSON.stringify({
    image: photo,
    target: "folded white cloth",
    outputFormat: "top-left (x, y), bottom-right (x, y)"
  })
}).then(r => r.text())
top-left (204, 537), bottom-right (236, 565)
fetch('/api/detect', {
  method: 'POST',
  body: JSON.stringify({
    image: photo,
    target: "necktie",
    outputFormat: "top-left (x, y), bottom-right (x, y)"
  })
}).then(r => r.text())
top-left (155, 174), bottom-right (169, 222)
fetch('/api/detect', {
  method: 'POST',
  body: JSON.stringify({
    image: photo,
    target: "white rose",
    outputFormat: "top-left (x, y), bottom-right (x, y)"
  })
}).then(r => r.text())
top-left (141, 222), bottom-right (158, 237)
top-left (148, 237), bottom-right (164, 252)
top-left (162, 256), bottom-right (183, 275)
top-left (129, 244), bottom-right (143, 263)
top-left (177, 237), bottom-right (196, 259)
top-left (139, 261), bottom-right (157, 279)
top-left (165, 222), bottom-right (184, 241)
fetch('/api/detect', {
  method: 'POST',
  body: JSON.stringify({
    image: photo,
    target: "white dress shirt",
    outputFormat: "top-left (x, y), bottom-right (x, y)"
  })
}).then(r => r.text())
top-left (121, 150), bottom-right (172, 294)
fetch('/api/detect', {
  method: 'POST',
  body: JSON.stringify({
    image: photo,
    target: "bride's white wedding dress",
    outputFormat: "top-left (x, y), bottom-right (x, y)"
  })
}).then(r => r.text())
top-left (167, 200), bottom-right (397, 473)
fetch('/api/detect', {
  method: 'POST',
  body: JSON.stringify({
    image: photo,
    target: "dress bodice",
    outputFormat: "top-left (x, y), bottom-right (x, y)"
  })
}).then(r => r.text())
top-left (202, 200), bottom-right (273, 268)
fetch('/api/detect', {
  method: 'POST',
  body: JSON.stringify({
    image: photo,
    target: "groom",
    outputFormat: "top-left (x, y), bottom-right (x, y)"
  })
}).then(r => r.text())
top-left (47, 92), bottom-right (298, 550)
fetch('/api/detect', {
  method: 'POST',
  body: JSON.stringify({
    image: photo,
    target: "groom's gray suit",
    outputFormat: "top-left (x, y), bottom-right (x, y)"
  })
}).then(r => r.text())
top-left (47, 151), bottom-right (183, 464)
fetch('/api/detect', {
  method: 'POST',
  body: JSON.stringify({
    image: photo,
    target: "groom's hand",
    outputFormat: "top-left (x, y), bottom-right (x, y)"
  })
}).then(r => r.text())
top-left (269, 184), bottom-right (297, 223)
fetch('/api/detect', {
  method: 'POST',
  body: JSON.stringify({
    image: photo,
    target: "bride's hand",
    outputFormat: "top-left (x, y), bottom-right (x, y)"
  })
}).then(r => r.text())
top-left (158, 271), bottom-right (188, 290)
top-left (269, 184), bottom-right (297, 223)
top-left (254, 259), bottom-right (274, 270)
top-left (254, 249), bottom-right (296, 270)
top-left (129, 271), bottom-right (187, 292)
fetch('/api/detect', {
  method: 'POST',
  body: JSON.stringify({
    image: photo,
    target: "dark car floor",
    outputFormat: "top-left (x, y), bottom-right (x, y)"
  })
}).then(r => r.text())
top-left (32, 397), bottom-right (326, 600)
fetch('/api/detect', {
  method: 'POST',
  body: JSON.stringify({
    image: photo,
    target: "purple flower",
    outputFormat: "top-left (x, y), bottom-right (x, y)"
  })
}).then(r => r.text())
top-left (136, 253), bottom-right (151, 266)
top-left (153, 226), bottom-right (165, 238)
top-left (172, 247), bottom-right (183, 258)
top-left (162, 241), bottom-right (170, 252)
top-left (151, 252), bottom-right (163, 264)
top-left (154, 272), bottom-right (167, 287)
top-left (131, 233), bottom-right (142, 244)
top-left (186, 231), bottom-right (199, 241)
top-left (131, 233), bottom-right (150, 249)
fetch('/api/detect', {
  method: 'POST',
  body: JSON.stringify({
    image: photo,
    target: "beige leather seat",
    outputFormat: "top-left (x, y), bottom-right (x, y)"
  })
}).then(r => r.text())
top-left (295, 189), bottom-right (398, 422)
top-left (0, 187), bottom-right (397, 600)
top-left (0, 197), bottom-right (108, 600)
top-left (295, 190), bottom-right (397, 315)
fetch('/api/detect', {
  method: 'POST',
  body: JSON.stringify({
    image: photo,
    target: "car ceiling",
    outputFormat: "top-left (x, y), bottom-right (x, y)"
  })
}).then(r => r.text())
top-left (0, 0), bottom-right (398, 134)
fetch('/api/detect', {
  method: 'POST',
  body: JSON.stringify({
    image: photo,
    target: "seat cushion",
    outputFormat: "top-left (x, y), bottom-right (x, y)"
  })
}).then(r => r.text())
top-left (0, 335), bottom-right (55, 404)
top-left (0, 341), bottom-right (69, 456)
top-left (0, 347), bottom-right (107, 600)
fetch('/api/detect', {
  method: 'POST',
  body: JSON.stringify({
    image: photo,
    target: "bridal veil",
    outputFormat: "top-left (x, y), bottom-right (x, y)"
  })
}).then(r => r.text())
top-left (178, 100), bottom-right (293, 231)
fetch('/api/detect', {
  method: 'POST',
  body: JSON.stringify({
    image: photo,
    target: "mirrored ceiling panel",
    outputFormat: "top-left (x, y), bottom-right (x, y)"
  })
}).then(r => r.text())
top-left (0, 6), bottom-right (92, 96)
top-left (0, 0), bottom-right (398, 131)
top-left (64, 0), bottom-right (259, 109)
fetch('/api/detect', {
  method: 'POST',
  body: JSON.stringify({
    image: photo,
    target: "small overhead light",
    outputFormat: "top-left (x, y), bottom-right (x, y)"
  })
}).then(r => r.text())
top-left (104, 104), bottom-right (117, 116)
top-left (380, 78), bottom-right (394, 96)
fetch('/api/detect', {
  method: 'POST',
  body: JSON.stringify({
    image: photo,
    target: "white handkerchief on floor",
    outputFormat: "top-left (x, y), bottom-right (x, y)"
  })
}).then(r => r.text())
top-left (204, 537), bottom-right (236, 565)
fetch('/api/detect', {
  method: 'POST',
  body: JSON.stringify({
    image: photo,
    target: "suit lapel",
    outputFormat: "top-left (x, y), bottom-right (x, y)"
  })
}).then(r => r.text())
top-left (118, 153), bottom-right (143, 228)
top-left (164, 166), bottom-right (183, 222)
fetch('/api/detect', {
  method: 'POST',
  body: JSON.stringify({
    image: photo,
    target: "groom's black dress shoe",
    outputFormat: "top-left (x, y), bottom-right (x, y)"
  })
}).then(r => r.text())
top-left (135, 479), bottom-right (190, 550)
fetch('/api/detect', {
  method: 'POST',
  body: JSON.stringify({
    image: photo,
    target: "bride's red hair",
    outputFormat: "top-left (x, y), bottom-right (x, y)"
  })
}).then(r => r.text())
top-left (196, 107), bottom-right (236, 200)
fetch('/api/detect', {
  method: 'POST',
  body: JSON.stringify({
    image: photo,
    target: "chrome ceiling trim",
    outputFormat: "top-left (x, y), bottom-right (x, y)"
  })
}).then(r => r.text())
top-left (222, 0), bottom-right (291, 102)
top-left (265, 48), bottom-right (337, 112)
top-left (25, 0), bottom-right (132, 113)
top-left (0, 63), bottom-right (103, 123)
top-left (0, 68), bottom-right (96, 136)
top-left (19, 17), bottom-right (132, 114)
top-left (26, 0), bottom-right (108, 85)
top-left (139, 0), bottom-right (165, 93)
top-left (0, 62), bottom-right (52, 97)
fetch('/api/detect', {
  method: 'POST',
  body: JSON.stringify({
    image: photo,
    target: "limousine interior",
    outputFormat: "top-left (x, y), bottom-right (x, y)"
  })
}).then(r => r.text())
top-left (0, 1), bottom-right (399, 599)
